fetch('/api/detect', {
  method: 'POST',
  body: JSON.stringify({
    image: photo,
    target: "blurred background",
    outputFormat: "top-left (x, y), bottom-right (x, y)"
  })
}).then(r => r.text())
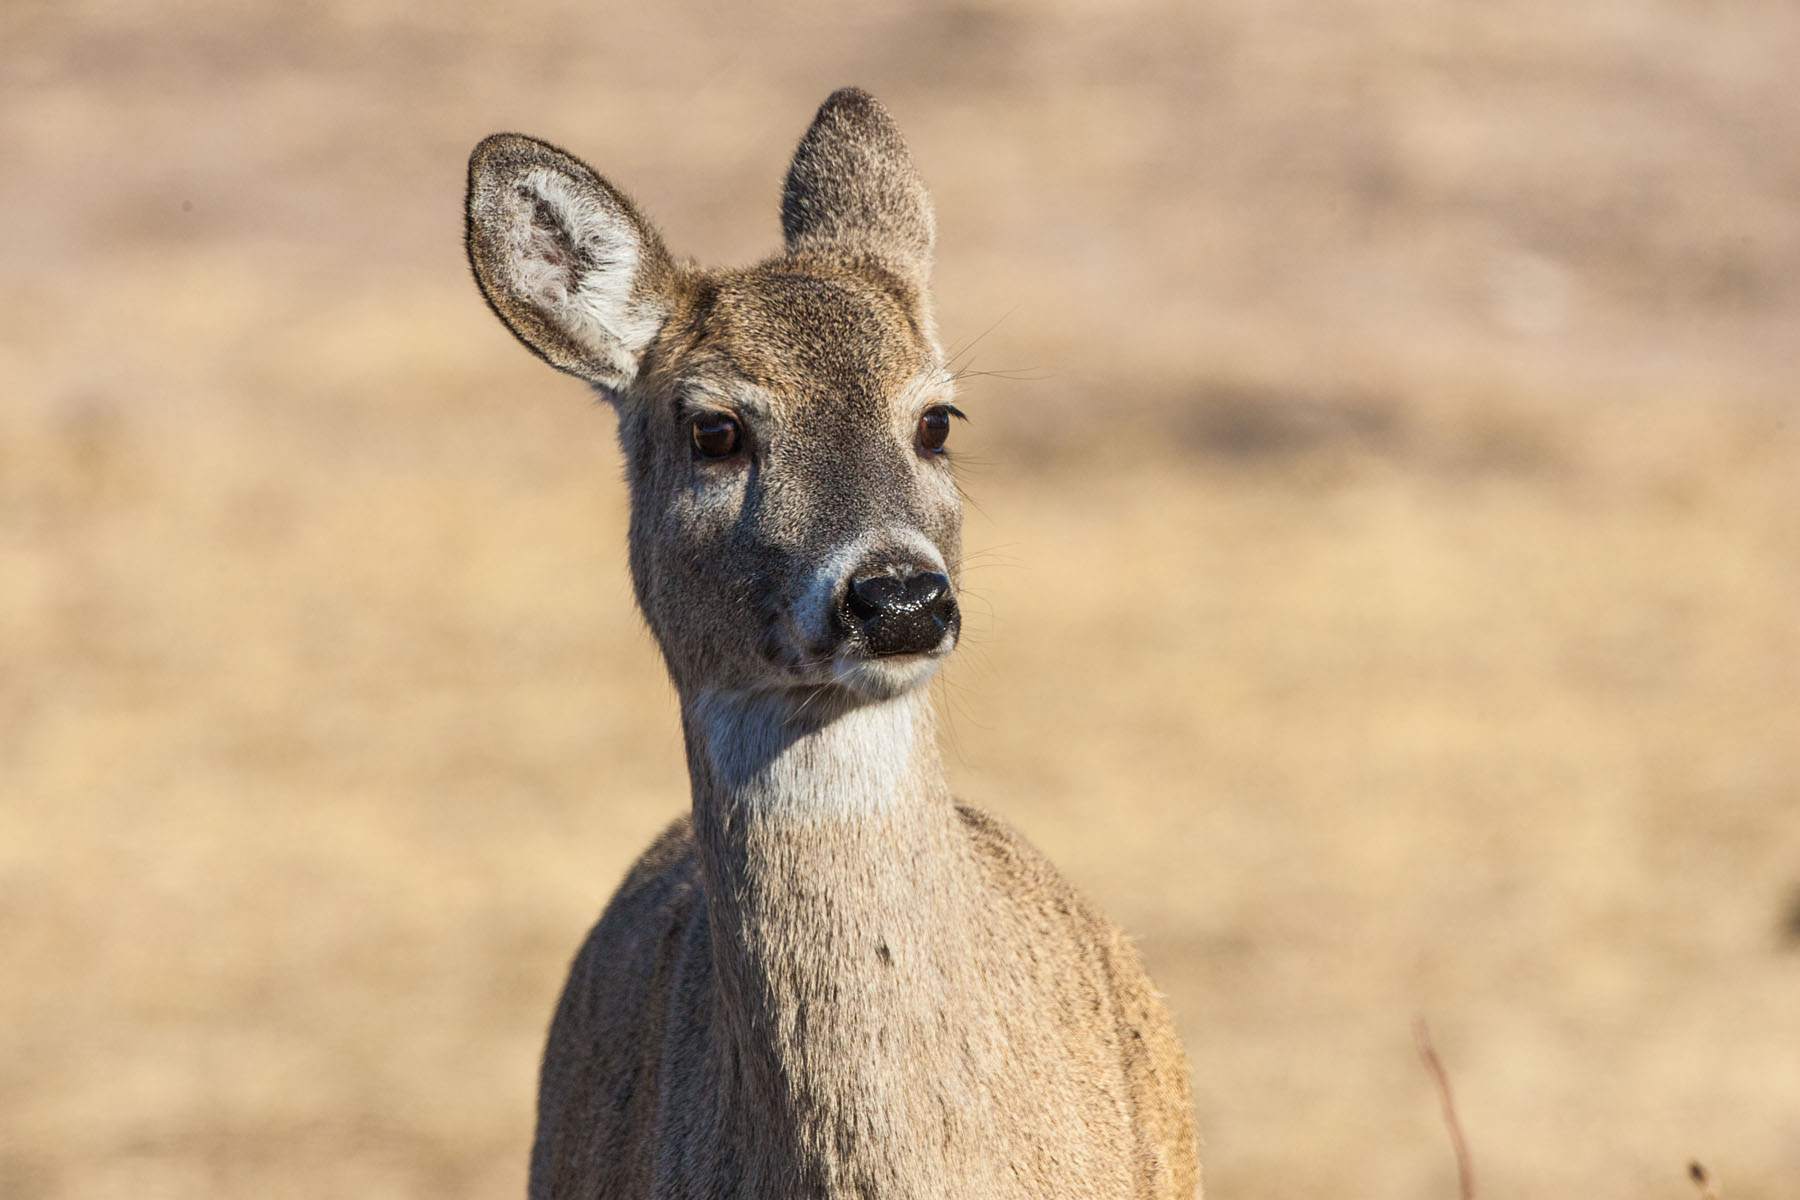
top-left (4, 0), bottom-right (1797, 1196)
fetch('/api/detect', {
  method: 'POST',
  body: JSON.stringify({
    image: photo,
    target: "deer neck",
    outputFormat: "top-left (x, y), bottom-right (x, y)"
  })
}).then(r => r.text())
top-left (681, 684), bottom-right (971, 947)
top-left (680, 686), bottom-right (986, 1183)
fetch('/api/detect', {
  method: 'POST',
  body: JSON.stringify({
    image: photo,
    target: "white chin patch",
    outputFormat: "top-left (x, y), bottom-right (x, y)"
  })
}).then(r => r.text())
top-left (831, 650), bottom-right (948, 700)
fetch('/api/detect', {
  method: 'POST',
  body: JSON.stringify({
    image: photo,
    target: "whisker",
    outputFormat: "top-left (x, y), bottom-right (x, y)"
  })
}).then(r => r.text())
top-left (785, 680), bottom-right (834, 727)
top-left (950, 366), bottom-right (1052, 384)
top-left (945, 306), bottom-right (1018, 372)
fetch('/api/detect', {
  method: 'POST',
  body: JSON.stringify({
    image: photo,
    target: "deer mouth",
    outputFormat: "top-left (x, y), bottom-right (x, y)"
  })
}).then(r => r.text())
top-left (829, 641), bottom-right (953, 701)
top-left (765, 530), bottom-right (960, 697)
top-left (823, 574), bottom-right (958, 700)
top-left (763, 605), bottom-right (955, 701)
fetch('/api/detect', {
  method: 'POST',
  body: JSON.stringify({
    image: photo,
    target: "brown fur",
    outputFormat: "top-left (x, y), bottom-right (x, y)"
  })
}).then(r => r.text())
top-left (465, 88), bottom-right (1200, 1198)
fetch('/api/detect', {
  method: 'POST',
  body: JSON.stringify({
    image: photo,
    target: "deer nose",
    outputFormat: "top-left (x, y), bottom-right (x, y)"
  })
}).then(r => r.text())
top-left (844, 567), bottom-right (958, 657)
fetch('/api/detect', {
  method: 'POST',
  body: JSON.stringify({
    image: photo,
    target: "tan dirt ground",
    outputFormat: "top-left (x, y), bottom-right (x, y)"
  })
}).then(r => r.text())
top-left (3, 2), bottom-right (1798, 1197)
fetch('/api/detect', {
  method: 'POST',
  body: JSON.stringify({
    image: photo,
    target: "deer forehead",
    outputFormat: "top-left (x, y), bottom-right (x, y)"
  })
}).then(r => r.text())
top-left (668, 267), bottom-right (943, 420)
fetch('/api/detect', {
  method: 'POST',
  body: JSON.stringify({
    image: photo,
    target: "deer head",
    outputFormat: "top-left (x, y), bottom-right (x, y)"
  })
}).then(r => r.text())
top-left (466, 89), bottom-right (963, 708)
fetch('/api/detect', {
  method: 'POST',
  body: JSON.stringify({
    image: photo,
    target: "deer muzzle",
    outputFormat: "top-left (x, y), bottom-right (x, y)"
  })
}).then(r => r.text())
top-left (841, 565), bottom-right (959, 658)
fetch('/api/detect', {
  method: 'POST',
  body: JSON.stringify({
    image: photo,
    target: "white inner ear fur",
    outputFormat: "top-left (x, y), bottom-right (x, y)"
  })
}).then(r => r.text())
top-left (503, 166), bottom-right (663, 372)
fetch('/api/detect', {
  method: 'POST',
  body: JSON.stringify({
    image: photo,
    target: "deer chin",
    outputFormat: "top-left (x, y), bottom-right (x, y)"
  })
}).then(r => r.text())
top-left (829, 643), bottom-right (951, 701)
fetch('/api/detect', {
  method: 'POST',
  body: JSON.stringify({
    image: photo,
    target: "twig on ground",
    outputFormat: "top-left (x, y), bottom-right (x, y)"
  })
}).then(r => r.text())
top-left (1689, 1161), bottom-right (1722, 1200)
top-left (1413, 1016), bottom-right (1477, 1200)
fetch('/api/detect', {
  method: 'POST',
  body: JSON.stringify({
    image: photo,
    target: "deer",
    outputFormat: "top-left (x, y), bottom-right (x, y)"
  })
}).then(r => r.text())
top-left (464, 87), bottom-right (1200, 1199)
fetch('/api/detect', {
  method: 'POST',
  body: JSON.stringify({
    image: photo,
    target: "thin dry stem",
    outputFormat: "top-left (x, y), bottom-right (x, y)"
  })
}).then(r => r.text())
top-left (1414, 1017), bottom-right (1477, 1200)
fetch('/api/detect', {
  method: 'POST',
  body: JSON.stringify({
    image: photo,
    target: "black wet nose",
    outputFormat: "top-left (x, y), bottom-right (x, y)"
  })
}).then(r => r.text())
top-left (844, 568), bottom-right (958, 657)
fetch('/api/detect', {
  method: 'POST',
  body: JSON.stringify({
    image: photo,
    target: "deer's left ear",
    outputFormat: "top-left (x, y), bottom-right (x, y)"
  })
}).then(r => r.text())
top-left (781, 88), bottom-right (935, 301)
top-left (466, 133), bottom-right (677, 395)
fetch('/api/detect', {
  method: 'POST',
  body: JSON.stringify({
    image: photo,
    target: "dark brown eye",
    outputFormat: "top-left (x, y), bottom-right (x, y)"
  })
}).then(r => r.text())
top-left (918, 406), bottom-right (954, 453)
top-left (691, 413), bottom-right (741, 460)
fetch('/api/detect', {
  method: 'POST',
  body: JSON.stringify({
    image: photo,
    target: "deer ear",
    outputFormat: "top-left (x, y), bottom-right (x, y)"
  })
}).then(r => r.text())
top-left (780, 88), bottom-right (935, 296)
top-left (466, 134), bottom-right (676, 394)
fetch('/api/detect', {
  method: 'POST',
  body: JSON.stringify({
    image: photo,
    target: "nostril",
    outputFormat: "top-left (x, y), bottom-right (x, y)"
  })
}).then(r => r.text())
top-left (903, 572), bottom-right (950, 612)
top-left (922, 576), bottom-right (958, 626)
top-left (847, 574), bottom-right (907, 621)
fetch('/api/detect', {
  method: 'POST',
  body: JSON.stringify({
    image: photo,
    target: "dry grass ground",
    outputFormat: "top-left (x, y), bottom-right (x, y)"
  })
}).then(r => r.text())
top-left (4, 1), bottom-right (1798, 1197)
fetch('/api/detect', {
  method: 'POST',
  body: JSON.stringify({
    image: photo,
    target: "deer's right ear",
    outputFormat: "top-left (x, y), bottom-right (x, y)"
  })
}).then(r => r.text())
top-left (466, 134), bottom-right (675, 394)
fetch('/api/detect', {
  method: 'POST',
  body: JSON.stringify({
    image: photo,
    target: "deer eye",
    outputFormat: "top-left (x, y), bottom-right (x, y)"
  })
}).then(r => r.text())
top-left (690, 413), bottom-right (742, 461)
top-left (918, 405), bottom-right (958, 453)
